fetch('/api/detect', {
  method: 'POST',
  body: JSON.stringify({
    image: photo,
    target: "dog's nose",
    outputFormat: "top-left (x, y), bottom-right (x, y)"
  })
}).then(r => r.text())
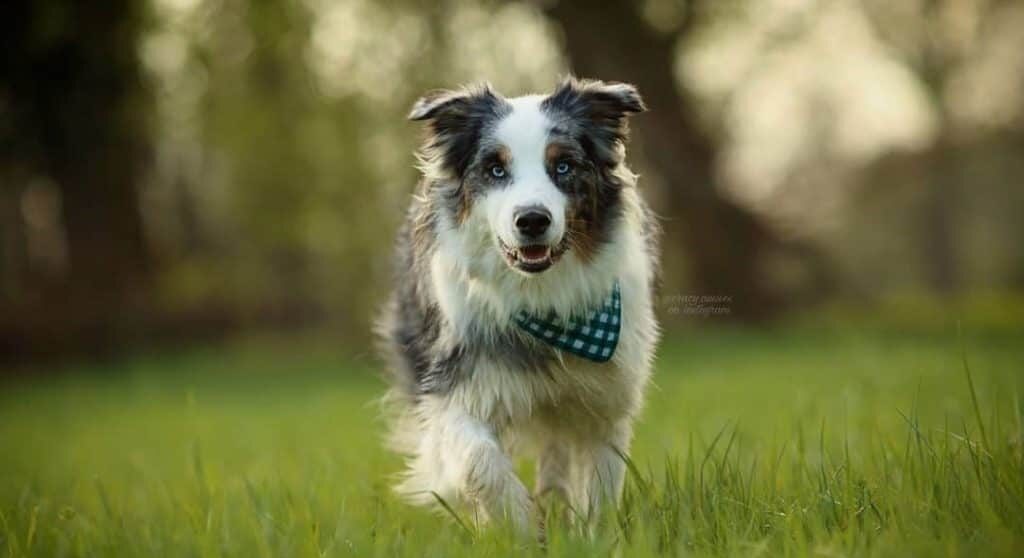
top-left (514, 207), bottom-right (552, 239)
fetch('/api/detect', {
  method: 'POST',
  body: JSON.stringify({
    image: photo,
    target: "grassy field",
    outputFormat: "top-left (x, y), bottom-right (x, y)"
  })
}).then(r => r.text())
top-left (1, 321), bottom-right (1022, 557)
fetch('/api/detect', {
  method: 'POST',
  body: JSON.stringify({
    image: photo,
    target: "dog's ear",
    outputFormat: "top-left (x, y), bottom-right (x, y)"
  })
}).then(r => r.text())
top-left (409, 90), bottom-right (466, 121)
top-left (546, 76), bottom-right (646, 121)
top-left (409, 83), bottom-right (506, 176)
top-left (552, 76), bottom-right (645, 113)
top-left (408, 83), bottom-right (503, 121)
top-left (544, 76), bottom-right (645, 166)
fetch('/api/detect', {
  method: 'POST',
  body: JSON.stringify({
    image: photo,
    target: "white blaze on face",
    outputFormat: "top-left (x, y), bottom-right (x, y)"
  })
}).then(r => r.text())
top-left (483, 95), bottom-right (567, 249)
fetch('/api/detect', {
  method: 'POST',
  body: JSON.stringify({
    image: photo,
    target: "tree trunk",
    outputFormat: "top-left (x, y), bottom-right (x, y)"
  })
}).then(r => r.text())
top-left (544, 0), bottom-right (782, 320)
top-left (0, 181), bottom-right (28, 303)
top-left (922, 139), bottom-right (958, 294)
top-left (5, 1), bottom-right (152, 304)
top-left (1, 0), bottom-right (153, 360)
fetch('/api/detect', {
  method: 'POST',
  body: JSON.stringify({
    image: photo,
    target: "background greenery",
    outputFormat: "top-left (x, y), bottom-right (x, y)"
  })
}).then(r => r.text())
top-left (4, 0), bottom-right (1024, 357)
top-left (3, 0), bottom-right (1024, 555)
top-left (2, 311), bottom-right (1022, 556)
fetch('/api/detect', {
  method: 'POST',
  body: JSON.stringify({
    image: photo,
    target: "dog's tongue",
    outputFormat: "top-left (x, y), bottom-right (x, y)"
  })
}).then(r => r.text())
top-left (519, 245), bottom-right (549, 261)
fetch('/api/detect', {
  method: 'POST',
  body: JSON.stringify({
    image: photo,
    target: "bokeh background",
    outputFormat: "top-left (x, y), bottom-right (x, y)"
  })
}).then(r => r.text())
top-left (3, 0), bottom-right (1024, 364)
top-left (3, 3), bottom-right (1024, 555)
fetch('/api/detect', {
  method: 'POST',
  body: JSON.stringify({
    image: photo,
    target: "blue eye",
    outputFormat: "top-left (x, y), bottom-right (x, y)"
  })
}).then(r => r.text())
top-left (489, 165), bottom-right (506, 178)
top-left (555, 161), bottom-right (571, 175)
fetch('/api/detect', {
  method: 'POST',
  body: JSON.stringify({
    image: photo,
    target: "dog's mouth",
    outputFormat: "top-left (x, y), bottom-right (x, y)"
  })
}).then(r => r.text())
top-left (499, 239), bottom-right (566, 274)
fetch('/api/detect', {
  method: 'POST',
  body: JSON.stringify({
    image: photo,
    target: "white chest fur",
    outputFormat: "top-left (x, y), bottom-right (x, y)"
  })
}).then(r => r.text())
top-left (427, 188), bottom-right (659, 437)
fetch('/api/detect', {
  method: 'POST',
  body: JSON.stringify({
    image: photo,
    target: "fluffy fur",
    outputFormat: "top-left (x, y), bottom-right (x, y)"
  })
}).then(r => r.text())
top-left (377, 77), bottom-right (660, 532)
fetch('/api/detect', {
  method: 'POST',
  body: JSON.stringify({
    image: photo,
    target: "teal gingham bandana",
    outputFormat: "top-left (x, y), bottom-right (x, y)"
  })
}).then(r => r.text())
top-left (513, 282), bottom-right (621, 363)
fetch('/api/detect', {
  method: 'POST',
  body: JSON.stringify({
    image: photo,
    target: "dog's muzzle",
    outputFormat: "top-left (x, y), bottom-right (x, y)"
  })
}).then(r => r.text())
top-left (499, 238), bottom-right (568, 274)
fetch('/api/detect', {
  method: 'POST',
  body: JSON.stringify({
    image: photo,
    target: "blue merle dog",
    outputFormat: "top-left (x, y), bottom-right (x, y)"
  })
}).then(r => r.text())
top-left (378, 77), bottom-right (660, 533)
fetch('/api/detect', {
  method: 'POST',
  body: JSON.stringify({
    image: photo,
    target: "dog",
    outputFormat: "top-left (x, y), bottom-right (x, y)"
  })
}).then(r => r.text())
top-left (377, 76), bottom-right (660, 532)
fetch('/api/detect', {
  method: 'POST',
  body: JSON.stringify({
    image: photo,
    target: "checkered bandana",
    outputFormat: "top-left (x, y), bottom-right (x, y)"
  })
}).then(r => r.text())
top-left (513, 282), bottom-right (621, 363)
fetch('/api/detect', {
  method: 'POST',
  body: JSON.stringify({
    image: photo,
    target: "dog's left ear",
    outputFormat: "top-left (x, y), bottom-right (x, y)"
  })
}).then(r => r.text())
top-left (544, 77), bottom-right (646, 165)
top-left (546, 76), bottom-right (645, 120)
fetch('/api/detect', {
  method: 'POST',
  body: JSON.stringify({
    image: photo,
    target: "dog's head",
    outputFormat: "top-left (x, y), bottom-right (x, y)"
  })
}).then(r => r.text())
top-left (410, 77), bottom-right (645, 276)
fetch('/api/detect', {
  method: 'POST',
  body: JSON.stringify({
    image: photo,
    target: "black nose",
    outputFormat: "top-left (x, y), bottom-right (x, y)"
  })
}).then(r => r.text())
top-left (514, 207), bottom-right (552, 239)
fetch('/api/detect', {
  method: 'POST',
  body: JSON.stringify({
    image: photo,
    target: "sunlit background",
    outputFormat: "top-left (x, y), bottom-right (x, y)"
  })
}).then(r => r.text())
top-left (3, 0), bottom-right (1024, 363)
top-left (3, 2), bottom-right (1024, 555)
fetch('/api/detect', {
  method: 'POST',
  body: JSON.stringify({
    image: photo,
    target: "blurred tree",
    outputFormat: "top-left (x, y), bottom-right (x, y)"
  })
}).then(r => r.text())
top-left (0, 179), bottom-right (28, 304)
top-left (188, 0), bottom-right (402, 333)
top-left (4, 0), bottom-right (1020, 364)
top-left (862, 0), bottom-right (1020, 294)
top-left (543, 0), bottom-right (786, 319)
top-left (2, 1), bottom-right (153, 310)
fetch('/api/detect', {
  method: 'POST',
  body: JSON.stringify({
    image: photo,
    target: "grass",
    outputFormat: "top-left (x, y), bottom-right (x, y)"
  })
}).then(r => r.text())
top-left (1, 322), bottom-right (1022, 557)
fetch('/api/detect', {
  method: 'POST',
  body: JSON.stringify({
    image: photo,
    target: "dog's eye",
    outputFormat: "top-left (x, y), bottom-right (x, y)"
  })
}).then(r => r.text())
top-left (555, 161), bottom-right (571, 175)
top-left (489, 164), bottom-right (506, 179)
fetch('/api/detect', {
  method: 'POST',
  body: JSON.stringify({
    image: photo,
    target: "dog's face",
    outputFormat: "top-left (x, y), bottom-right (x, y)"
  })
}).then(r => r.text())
top-left (410, 78), bottom-right (644, 276)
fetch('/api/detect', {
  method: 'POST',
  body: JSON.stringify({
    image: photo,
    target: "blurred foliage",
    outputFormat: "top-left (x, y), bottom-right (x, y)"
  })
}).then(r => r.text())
top-left (3, 0), bottom-right (1024, 361)
top-left (139, 0), bottom-right (565, 336)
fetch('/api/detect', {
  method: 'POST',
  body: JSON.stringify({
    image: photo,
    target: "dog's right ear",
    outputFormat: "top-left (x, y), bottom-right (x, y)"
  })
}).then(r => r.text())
top-left (408, 90), bottom-right (466, 121)
top-left (408, 84), bottom-right (506, 177)
top-left (408, 83), bottom-right (500, 121)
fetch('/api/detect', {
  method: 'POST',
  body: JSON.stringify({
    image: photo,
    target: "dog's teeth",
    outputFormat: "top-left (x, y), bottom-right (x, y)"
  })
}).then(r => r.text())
top-left (519, 252), bottom-right (549, 263)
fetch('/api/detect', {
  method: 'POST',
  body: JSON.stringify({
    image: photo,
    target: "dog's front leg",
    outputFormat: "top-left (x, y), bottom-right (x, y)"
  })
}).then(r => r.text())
top-left (574, 419), bottom-right (632, 525)
top-left (536, 440), bottom-right (571, 502)
top-left (435, 406), bottom-right (533, 531)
